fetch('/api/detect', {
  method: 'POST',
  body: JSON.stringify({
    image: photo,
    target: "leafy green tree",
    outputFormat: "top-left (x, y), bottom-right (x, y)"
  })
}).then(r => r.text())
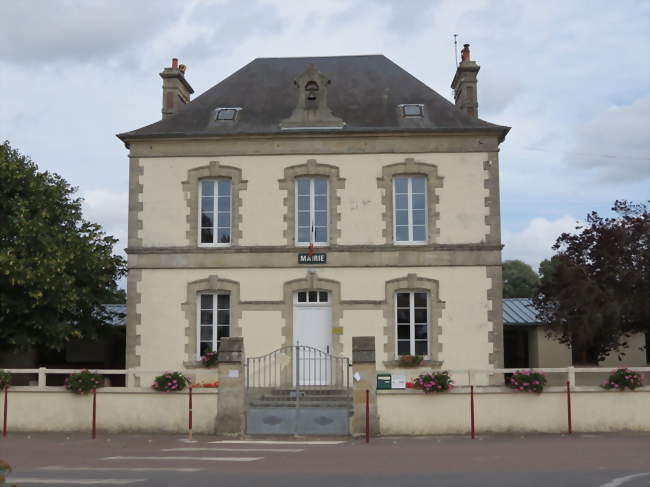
top-left (104, 286), bottom-right (126, 304)
top-left (533, 201), bottom-right (649, 362)
top-left (502, 260), bottom-right (540, 298)
top-left (538, 257), bottom-right (558, 283)
top-left (0, 141), bottom-right (126, 352)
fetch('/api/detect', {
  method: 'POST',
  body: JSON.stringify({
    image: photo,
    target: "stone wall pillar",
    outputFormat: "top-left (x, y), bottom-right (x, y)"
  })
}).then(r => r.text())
top-left (351, 336), bottom-right (379, 436)
top-left (215, 337), bottom-right (245, 436)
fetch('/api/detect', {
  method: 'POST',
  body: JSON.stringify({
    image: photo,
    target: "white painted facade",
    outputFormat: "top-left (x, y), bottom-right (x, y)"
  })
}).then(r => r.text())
top-left (121, 55), bottom-right (508, 387)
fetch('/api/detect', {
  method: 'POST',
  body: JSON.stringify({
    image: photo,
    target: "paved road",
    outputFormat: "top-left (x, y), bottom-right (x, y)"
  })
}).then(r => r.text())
top-left (1, 433), bottom-right (649, 486)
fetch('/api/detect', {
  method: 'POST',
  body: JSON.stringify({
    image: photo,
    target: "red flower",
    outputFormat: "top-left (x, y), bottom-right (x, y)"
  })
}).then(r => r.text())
top-left (405, 381), bottom-right (414, 389)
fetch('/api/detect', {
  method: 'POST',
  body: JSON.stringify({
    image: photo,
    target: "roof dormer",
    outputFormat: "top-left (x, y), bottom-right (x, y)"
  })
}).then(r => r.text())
top-left (280, 64), bottom-right (345, 131)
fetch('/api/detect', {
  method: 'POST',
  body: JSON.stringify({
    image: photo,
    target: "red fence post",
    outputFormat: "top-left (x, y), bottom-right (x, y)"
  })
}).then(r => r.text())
top-left (470, 385), bottom-right (475, 440)
top-left (188, 386), bottom-right (193, 441)
top-left (2, 385), bottom-right (7, 437)
top-left (566, 380), bottom-right (572, 435)
top-left (91, 388), bottom-right (97, 440)
top-left (365, 389), bottom-right (370, 444)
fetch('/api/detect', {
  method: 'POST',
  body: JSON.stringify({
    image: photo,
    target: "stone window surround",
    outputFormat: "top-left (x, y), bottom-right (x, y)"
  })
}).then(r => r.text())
top-left (280, 272), bottom-right (344, 356)
top-left (278, 159), bottom-right (345, 247)
top-left (382, 273), bottom-right (445, 366)
top-left (182, 161), bottom-right (248, 247)
top-left (176, 271), bottom-right (447, 368)
top-left (377, 158), bottom-right (444, 245)
top-left (182, 275), bottom-right (242, 366)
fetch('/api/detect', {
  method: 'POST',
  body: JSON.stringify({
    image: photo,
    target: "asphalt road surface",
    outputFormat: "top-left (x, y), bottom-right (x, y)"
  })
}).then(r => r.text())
top-left (1, 433), bottom-right (649, 486)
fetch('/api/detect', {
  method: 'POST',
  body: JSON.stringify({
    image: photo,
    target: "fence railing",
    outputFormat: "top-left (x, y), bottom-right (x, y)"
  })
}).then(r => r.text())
top-left (1, 368), bottom-right (220, 389)
top-left (459, 366), bottom-right (650, 387)
top-left (2, 366), bottom-right (649, 390)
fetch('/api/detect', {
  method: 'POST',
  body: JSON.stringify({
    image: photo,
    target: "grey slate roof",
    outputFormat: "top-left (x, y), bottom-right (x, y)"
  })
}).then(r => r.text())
top-left (118, 55), bottom-right (509, 141)
top-left (503, 298), bottom-right (539, 325)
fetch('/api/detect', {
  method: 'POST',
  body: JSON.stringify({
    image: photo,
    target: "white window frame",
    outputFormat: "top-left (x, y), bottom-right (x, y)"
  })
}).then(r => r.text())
top-left (294, 290), bottom-right (330, 305)
top-left (394, 290), bottom-right (430, 359)
top-left (294, 177), bottom-right (329, 247)
top-left (197, 292), bottom-right (230, 359)
top-left (198, 178), bottom-right (232, 247)
top-left (392, 175), bottom-right (428, 245)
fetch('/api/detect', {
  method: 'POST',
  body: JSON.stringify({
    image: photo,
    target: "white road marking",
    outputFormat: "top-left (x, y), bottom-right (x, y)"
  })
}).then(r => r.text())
top-left (600, 472), bottom-right (650, 487)
top-left (208, 440), bottom-right (345, 445)
top-left (7, 478), bottom-right (144, 485)
top-left (161, 447), bottom-right (304, 453)
top-left (102, 456), bottom-right (262, 462)
top-left (40, 466), bottom-right (202, 472)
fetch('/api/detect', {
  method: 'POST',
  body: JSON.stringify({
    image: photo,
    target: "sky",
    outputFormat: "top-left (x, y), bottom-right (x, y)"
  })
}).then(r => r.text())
top-left (1, 0), bottom-right (648, 278)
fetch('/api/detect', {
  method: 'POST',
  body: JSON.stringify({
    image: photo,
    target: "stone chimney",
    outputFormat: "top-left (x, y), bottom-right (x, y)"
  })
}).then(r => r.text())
top-left (451, 44), bottom-right (480, 118)
top-left (160, 58), bottom-right (194, 120)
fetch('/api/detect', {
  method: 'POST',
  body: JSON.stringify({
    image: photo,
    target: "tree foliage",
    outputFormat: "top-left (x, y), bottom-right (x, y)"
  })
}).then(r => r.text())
top-left (0, 141), bottom-right (126, 352)
top-left (533, 201), bottom-right (650, 362)
top-left (502, 260), bottom-right (540, 298)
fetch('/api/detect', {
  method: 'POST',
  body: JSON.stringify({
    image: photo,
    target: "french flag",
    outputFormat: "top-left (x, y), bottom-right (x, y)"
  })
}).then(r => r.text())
top-left (308, 220), bottom-right (315, 256)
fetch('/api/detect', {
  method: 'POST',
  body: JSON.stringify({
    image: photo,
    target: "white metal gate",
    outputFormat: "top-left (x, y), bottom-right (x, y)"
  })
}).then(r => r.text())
top-left (245, 345), bottom-right (351, 435)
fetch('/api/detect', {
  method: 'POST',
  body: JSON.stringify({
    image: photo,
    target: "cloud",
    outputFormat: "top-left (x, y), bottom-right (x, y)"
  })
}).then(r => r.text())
top-left (503, 216), bottom-right (579, 271)
top-left (79, 188), bottom-right (128, 256)
top-left (0, 0), bottom-right (183, 65)
top-left (567, 96), bottom-right (650, 183)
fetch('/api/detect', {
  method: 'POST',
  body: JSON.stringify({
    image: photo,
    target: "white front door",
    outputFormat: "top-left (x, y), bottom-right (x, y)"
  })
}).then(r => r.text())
top-left (293, 291), bottom-right (332, 385)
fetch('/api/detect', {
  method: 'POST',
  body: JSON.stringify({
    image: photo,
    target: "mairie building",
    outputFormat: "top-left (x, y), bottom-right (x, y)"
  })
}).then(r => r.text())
top-left (117, 46), bottom-right (510, 388)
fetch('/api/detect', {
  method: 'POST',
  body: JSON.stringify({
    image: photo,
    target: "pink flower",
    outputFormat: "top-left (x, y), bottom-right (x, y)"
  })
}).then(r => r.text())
top-left (518, 387), bottom-right (524, 391)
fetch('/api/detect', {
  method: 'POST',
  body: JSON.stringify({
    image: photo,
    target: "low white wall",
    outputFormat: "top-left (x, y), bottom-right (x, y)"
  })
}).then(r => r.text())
top-left (377, 387), bottom-right (650, 435)
top-left (3, 387), bottom-right (218, 434)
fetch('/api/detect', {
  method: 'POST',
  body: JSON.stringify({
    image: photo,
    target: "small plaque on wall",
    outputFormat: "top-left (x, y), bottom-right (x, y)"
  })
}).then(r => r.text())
top-left (391, 374), bottom-right (406, 389)
top-left (298, 253), bottom-right (327, 264)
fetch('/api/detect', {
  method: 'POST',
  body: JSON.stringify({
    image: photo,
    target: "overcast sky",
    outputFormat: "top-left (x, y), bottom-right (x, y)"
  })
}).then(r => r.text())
top-left (1, 0), bottom-right (648, 277)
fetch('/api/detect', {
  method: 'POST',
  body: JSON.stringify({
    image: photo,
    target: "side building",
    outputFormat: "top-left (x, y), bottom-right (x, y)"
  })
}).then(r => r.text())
top-left (117, 47), bottom-right (510, 386)
top-left (503, 298), bottom-right (649, 385)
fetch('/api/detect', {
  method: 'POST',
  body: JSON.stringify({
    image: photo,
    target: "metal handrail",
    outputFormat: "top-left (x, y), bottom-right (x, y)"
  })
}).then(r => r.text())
top-left (246, 345), bottom-right (350, 390)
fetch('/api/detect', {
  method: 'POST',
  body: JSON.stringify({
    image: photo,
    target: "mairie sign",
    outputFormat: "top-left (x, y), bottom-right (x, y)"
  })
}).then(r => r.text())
top-left (298, 253), bottom-right (327, 264)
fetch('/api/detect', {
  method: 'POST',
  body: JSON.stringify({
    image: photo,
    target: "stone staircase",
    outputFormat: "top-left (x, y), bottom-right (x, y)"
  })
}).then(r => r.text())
top-left (248, 387), bottom-right (353, 409)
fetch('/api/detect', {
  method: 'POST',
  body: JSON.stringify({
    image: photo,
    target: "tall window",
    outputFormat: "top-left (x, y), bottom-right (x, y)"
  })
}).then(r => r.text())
top-left (200, 179), bottom-right (231, 245)
top-left (396, 291), bottom-right (429, 356)
top-left (296, 177), bottom-right (328, 245)
top-left (393, 176), bottom-right (427, 243)
top-left (198, 293), bottom-right (230, 357)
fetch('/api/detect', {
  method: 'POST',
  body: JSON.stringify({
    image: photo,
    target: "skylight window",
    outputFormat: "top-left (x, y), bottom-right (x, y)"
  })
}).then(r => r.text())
top-left (400, 104), bottom-right (424, 118)
top-left (215, 108), bottom-right (241, 121)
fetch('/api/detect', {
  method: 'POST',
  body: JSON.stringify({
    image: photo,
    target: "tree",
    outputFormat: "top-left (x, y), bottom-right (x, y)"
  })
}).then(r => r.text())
top-left (0, 141), bottom-right (126, 352)
top-left (533, 201), bottom-right (650, 362)
top-left (104, 286), bottom-right (126, 304)
top-left (502, 260), bottom-right (540, 298)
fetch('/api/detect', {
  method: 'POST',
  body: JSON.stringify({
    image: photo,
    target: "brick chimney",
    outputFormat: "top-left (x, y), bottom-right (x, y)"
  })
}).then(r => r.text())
top-left (160, 58), bottom-right (194, 120)
top-left (451, 44), bottom-right (480, 118)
